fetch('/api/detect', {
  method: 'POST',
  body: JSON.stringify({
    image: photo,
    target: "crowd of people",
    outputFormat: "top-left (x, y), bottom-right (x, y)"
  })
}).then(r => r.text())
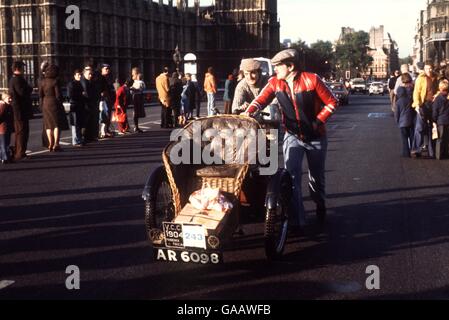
top-left (0, 60), bottom-right (149, 164)
top-left (390, 60), bottom-right (449, 160)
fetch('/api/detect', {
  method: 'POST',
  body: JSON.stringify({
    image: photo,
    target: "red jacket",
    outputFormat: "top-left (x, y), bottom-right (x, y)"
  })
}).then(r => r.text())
top-left (247, 72), bottom-right (338, 139)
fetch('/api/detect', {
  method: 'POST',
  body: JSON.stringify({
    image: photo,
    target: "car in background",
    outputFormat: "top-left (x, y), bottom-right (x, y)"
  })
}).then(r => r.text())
top-left (368, 82), bottom-right (386, 95)
top-left (254, 57), bottom-right (275, 77)
top-left (327, 82), bottom-right (349, 105)
top-left (350, 78), bottom-right (367, 94)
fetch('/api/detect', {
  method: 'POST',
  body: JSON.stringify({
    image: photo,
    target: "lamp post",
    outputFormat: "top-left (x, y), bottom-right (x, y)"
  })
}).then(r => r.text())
top-left (173, 45), bottom-right (182, 74)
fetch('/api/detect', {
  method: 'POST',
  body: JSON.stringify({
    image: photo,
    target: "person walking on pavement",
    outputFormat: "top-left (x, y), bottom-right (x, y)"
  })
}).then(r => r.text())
top-left (0, 93), bottom-right (14, 164)
top-left (39, 64), bottom-right (68, 152)
top-left (169, 72), bottom-right (183, 127)
top-left (67, 69), bottom-right (86, 146)
top-left (432, 80), bottom-right (449, 160)
top-left (98, 64), bottom-right (115, 138)
top-left (223, 74), bottom-right (236, 114)
top-left (243, 49), bottom-right (338, 230)
top-left (394, 73), bottom-right (415, 158)
top-left (411, 60), bottom-right (438, 158)
top-left (80, 66), bottom-right (99, 143)
top-left (192, 74), bottom-right (202, 118)
top-left (388, 70), bottom-right (400, 112)
top-left (8, 61), bottom-right (33, 161)
top-left (156, 67), bottom-right (171, 128)
top-left (114, 79), bottom-right (132, 134)
top-left (131, 71), bottom-right (146, 133)
top-left (204, 67), bottom-right (218, 116)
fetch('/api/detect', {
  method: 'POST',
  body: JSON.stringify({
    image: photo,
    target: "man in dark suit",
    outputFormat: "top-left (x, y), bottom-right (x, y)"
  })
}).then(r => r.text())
top-left (8, 61), bottom-right (33, 161)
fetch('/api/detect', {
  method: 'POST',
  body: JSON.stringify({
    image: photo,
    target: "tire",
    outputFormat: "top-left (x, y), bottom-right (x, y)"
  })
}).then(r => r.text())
top-left (264, 170), bottom-right (292, 260)
top-left (144, 166), bottom-right (175, 239)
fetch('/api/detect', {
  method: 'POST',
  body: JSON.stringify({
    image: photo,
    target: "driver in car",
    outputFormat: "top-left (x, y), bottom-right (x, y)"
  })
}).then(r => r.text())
top-left (243, 49), bottom-right (338, 231)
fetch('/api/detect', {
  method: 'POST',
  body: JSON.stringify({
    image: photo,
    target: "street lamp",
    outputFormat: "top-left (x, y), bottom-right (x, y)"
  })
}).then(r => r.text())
top-left (173, 45), bottom-right (182, 73)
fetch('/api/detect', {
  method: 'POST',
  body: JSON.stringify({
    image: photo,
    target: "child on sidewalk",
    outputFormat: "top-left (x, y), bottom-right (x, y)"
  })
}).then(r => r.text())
top-left (394, 73), bottom-right (415, 158)
top-left (0, 92), bottom-right (14, 164)
top-left (432, 79), bottom-right (449, 160)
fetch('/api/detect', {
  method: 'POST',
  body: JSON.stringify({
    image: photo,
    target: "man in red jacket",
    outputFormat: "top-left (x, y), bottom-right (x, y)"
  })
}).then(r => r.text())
top-left (245, 49), bottom-right (338, 229)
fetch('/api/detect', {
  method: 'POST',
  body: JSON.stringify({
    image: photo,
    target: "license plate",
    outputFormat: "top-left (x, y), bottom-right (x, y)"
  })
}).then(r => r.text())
top-left (163, 222), bottom-right (207, 249)
top-left (153, 248), bottom-right (222, 264)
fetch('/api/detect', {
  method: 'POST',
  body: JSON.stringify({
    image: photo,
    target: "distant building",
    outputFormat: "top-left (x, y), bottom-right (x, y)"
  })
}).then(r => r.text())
top-left (413, 0), bottom-right (449, 69)
top-left (0, 0), bottom-right (280, 90)
top-left (366, 25), bottom-right (399, 80)
top-left (336, 27), bottom-right (355, 45)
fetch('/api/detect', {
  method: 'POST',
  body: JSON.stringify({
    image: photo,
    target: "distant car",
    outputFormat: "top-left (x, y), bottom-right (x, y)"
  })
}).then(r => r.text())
top-left (350, 78), bottom-right (367, 94)
top-left (328, 82), bottom-right (349, 105)
top-left (254, 57), bottom-right (275, 77)
top-left (368, 82), bottom-right (386, 95)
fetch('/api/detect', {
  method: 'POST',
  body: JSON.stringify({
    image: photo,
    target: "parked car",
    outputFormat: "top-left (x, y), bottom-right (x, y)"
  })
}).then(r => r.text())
top-left (328, 82), bottom-right (349, 105)
top-left (254, 57), bottom-right (275, 77)
top-left (368, 82), bottom-right (386, 95)
top-left (350, 78), bottom-right (367, 94)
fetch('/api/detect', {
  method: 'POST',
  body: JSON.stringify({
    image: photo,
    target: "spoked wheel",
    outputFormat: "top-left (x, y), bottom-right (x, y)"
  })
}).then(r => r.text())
top-left (144, 166), bottom-right (175, 240)
top-left (264, 169), bottom-right (292, 260)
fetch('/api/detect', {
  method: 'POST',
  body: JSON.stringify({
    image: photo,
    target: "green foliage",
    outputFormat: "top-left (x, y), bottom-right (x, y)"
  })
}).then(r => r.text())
top-left (334, 31), bottom-right (373, 73)
top-left (289, 39), bottom-right (334, 77)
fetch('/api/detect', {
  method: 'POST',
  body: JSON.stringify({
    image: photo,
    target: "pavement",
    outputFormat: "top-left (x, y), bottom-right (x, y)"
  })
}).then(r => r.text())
top-left (2, 95), bottom-right (449, 300)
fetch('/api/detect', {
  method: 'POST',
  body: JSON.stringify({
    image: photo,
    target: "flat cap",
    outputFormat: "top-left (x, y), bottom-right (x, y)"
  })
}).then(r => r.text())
top-left (271, 49), bottom-right (299, 65)
top-left (101, 63), bottom-right (111, 69)
top-left (240, 58), bottom-right (261, 71)
top-left (416, 61), bottom-right (424, 70)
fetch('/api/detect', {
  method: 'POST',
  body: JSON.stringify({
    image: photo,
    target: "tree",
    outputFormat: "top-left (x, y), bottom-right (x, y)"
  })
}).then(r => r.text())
top-left (335, 31), bottom-right (373, 77)
top-left (289, 39), bottom-right (335, 77)
top-left (399, 56), bottom-right (413, 66)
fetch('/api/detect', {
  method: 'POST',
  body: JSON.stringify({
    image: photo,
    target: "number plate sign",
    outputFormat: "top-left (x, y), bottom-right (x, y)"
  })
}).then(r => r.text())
top-left (163, 222), bottom-right (184, 249)
top-left (163, 222), bottom-right (207, 249)
top-left (182, 224), bottom-right (207, 249)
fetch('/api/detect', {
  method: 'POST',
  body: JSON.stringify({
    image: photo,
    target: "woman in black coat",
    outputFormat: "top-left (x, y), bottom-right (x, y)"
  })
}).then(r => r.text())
top-left (39, 64), bottom-right (68, 151)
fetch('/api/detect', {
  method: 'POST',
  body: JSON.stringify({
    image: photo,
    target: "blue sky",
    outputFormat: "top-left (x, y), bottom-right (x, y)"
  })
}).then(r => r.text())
top-left (191, 0), bottom-right (427, 57)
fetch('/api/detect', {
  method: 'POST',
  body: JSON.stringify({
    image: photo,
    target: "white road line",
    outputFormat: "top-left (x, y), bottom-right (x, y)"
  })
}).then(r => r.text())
top-left (59, 142), bottom-right (71, 146)
top-left (0, 280), bottom-right (15, 290)
top-left (28, 149), bottom-right (49, 156)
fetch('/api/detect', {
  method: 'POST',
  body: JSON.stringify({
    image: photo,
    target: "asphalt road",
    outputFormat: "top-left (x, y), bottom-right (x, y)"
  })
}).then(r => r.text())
top-left (2, 94), bottom-right (449, 300)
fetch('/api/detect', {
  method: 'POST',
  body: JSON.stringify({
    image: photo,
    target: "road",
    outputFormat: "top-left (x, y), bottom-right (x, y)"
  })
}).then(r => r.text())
top-left (2, 95), bottom-right (449, 300)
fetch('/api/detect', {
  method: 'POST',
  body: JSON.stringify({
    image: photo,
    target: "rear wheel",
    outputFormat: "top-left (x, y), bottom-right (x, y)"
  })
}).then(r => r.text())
top-left (144, 167), bottom-right (175, 240)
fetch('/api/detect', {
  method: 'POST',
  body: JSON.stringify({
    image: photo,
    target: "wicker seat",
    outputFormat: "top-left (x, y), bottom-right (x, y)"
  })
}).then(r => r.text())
top-left (162, 115), bottom-right (262, 215)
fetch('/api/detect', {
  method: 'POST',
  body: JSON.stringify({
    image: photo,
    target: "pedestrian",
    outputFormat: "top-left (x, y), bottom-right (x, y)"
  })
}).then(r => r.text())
top-left (169, 72), bottom-right (183, 127)
top-left (232, 58), bottom-right (269, 113)
top-left (204, 67), bottom-right (218, 115)
top-left (192, 74), bottom-right (202, 118)
top-left (432, 79), bottom-right (449, 160)
top-left (394, 73), bottom-right (415, 158)
top-left (394, 64), bottom-right (413, 96)
top-left (223, 74), bottom-right (236, 114)
top-left (411, 60), bottom-right (438, 158)
top-left (98, 63), bottom-right (115, 138)
top-left (131, 72), bottom-right (146, 133)
top-left (180, 73), bottom-right (196, 123)
top-left (0, 92), bottom-right (14, 164)
top-left (243, 49), bottom-right (338, 229)
top-left (80, 66), bottom-right (99, 142)
top-left (113, 78), bottom-right (132, 134)
top-left (67, 69), bottom-right (86, 146)
top-left (388, 70), bottom-right (400, 112)
top-left (39, 64), bottom-right (69, 152)
top-left (8, 60), bottom-right (33, 161)
top-left (156, 67), bottom-right (171, 128)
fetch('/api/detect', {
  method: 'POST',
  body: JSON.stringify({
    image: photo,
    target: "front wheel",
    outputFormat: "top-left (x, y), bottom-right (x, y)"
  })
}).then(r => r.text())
top-left (264, 169), bottom-right (292, 260)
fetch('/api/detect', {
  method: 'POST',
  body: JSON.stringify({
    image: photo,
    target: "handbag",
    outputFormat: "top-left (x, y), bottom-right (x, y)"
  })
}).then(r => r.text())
top-left (112, 107), bottom-right (126, 123)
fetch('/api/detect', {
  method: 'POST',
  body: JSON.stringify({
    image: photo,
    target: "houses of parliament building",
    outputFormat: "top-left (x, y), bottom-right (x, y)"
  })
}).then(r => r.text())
top-left (0, 0), bottom-right (280, 89)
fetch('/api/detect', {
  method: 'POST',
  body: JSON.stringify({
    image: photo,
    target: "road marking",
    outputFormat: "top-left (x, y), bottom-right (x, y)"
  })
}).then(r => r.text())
top-left (0, 280), bottom-right (15, 290)
top-left (59, 142), bottom-right (71, 146)
top-left (139, 126), bottom-right (150, 129)
top-left (368, 113), bottom-right (390, 118)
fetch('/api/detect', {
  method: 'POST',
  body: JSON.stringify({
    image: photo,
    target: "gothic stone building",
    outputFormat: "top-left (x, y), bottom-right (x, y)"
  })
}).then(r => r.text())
top-left (413, 0), bottom-right (449, 68)
top-left (0, 0), bottom-right (280, 90)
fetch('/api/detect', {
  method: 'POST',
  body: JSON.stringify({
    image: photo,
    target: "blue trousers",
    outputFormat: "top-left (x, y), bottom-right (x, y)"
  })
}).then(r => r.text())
top-left (412, 112), bottom-right (434, 157)
top-left (0, 132), bottom-right (11, 161)
top-left (283, 132), bottom-right (328, 227)
top-left (207, 93), bottom-right (216, 116)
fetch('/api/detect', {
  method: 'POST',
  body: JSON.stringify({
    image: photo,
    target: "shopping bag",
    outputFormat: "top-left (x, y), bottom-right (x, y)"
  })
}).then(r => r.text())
top-left (112, 108), bottom-right (126, 123)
